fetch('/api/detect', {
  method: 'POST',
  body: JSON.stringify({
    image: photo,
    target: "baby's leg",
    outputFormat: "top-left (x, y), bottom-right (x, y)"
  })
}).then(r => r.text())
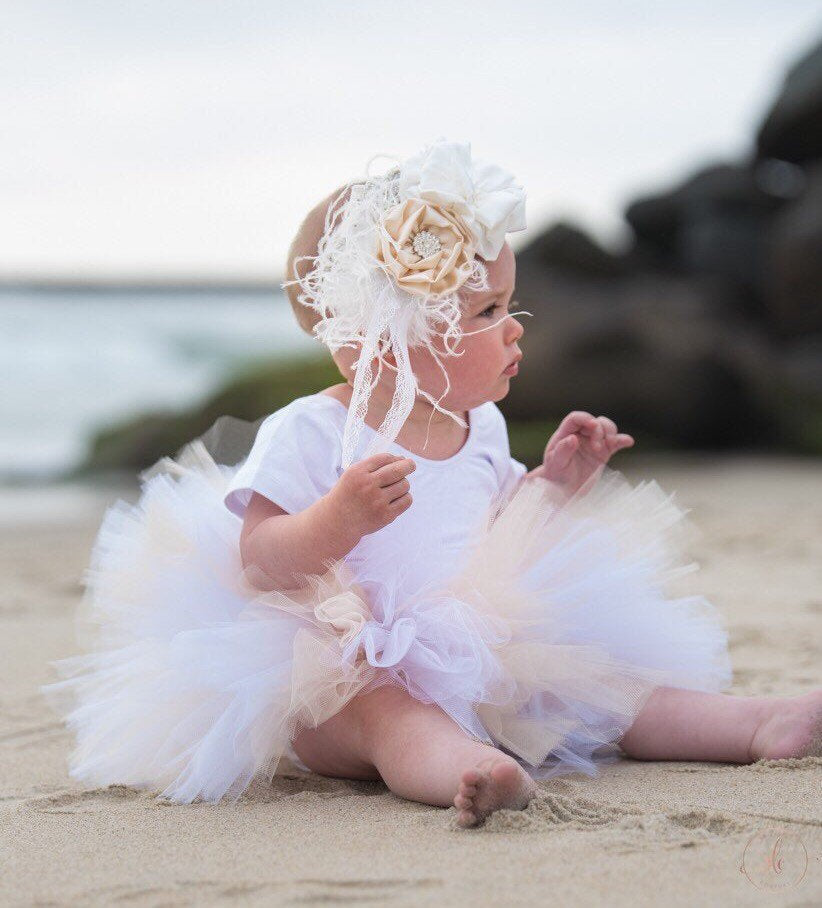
top-left (292, 684), bottom-right (535, 827)
top-left (618, 685), bottom-right (822, 763)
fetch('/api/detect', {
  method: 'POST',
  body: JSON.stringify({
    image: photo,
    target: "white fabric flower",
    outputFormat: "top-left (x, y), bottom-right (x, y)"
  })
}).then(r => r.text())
top-left (397, 141), bottom-right (527, 260)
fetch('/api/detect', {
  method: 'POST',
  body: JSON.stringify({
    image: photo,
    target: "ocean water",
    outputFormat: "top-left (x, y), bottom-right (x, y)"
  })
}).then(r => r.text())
top-left (2, 288), bottom-right (316, 484)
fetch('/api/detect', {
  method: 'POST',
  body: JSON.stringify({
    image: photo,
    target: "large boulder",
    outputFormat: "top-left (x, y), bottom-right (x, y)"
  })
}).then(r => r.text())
top-left (623, 162), bottom-right (798, 317)
top-left (765, 162), bottom-right (822, 335)
top-left (515, 221), bottom-right (630, 278)
top-left (508, 269), bottom-right (777, 449)
top-left (756, 37), bottom-right (822, 164)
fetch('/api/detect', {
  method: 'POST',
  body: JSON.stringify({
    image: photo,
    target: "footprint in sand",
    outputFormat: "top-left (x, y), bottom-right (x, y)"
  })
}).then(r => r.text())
top-left (28, 785), bottom-right (148, 814)
top-left (604, 809), bottom-right (752, 853)
top-left (449, 788), bottom-right (637, 833)
top-left (449, 783), bottom-right (755, 851)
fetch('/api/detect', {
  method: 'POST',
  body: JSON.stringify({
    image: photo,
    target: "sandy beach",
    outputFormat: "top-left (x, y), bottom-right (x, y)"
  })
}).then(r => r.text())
top-left (2, 455), bottom-right (820, 907)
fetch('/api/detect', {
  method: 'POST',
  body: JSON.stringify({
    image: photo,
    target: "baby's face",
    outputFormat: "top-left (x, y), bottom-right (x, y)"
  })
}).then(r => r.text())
top-left (331, 242), bottom-right (524, 411)
top-left (410, 242), bottom-right (524, 410)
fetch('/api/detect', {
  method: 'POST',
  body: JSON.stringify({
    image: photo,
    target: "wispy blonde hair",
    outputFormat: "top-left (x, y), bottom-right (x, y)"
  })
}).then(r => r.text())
top-left (284, 185), bottom-right (354, 336)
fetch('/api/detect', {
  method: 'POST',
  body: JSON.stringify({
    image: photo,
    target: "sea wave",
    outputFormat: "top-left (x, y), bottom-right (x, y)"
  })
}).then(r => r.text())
top-left (2, 289), bottom-right (314, 482)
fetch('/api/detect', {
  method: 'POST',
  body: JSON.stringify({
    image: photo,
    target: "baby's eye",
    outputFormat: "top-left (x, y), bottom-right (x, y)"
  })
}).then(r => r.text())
top-left (479, 299), bottom-right (519, 318)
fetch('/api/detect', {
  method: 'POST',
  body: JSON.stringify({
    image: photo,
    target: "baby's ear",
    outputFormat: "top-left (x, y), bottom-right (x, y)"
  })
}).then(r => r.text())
top-left (330, 342), bottom-right (395, 382)
top-left (331, 346), bottom-right (357, 382)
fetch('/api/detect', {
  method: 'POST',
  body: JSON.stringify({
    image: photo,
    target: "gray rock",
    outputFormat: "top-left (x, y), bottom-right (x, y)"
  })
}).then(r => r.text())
top-left (756, 36), bottom-right (822, 163)
top-left (515, 221), bottom-right (630, 278)
top-left (624, 161), bottom-right (798, 302)
top-left (765, 162), bottom-right (822, 335)
top-left (507, 271), bottom-right (777, 448)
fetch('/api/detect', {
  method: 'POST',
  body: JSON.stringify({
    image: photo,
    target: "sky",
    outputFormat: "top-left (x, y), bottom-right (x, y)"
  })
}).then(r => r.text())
top-left (2, 1), bottom-right (821, 279)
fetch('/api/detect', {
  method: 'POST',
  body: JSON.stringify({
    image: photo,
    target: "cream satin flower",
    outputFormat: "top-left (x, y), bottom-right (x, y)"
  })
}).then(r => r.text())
top-left (376, 197), bottom-right (476, 298)
top-left (397, 140), bottom-right (527, 260)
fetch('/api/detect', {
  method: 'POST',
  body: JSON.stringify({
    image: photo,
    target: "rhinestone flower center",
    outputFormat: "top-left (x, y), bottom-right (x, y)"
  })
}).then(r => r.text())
top-left (411, 230), bottom-right (442, 259)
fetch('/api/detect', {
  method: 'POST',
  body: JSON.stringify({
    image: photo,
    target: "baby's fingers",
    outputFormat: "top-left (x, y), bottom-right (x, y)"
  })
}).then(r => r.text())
top-left (596, 416), bottom-right (629, 450)
top-left (575, 419), bottom-right (603, 454)
top-left (606, 432), bottom-right (634, 453)
top-left (549, 411), bottom-right (595, 449)
top-left (594, 416), bottom-right (627, 454)
top-left (548, 434), bottom-right (578, 471)
top-left (373, 457), bottom-right (416, 486)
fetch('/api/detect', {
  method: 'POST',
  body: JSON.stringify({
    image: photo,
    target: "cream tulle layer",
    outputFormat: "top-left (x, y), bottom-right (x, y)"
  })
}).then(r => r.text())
top-left (43, 440), bottom-right (733, 804)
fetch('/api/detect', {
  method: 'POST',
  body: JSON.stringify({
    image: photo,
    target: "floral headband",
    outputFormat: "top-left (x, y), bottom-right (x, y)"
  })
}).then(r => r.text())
top-left (285, 140), bottom-right (527, 468)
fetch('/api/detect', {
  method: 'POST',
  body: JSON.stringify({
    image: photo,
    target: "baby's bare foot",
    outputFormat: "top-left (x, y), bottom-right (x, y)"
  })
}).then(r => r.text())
top-left (453, 755), bottom-right (536, 828)
top-left (749, 689), bottom-right (822, 761)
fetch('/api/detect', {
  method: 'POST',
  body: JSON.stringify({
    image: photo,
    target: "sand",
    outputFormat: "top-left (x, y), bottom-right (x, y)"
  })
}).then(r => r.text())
top-left (1, 455), bottom-right (820, 907)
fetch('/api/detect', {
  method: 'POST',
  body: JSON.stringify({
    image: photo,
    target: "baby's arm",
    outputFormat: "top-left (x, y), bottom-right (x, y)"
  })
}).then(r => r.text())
top-left (240, 453), bottom-right (416, 590)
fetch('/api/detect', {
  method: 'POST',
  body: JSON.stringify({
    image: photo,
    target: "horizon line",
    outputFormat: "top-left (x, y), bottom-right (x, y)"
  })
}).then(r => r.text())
top-left (0, 275), bottom-right (286, 293)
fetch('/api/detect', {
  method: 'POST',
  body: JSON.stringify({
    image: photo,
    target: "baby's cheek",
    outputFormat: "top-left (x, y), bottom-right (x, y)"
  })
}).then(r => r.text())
top-left (410, 333), bottom-right (489, 398)
top-left (409, 346), bottom-right (458, 395)
top-left (446, 353), bottom-right (490, 398)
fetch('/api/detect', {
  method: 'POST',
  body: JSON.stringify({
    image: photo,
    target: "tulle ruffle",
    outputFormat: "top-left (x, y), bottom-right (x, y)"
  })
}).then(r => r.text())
top-left (44, 439), bottom-right (733, 803)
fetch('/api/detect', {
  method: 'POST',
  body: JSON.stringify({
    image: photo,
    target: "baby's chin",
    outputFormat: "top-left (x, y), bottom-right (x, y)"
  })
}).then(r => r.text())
top-left (426, 383), bottom-right (512, 412)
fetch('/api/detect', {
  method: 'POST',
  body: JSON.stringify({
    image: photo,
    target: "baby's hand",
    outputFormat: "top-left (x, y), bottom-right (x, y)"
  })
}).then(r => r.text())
top-left (541, 412), bottom-right (634, 495)
top-left (328, 453), bottom-right (416, 537)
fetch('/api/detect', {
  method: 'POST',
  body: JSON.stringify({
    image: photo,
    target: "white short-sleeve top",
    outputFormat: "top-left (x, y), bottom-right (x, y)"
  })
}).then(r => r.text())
top-left (223, 392), bottom-right (527, 595)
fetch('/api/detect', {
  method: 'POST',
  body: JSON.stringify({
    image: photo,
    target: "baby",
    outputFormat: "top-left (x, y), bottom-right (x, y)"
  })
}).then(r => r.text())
top-left (236, 186), bottom-right (822, 828)
top-left (45, 141), bottom-right (822, 823)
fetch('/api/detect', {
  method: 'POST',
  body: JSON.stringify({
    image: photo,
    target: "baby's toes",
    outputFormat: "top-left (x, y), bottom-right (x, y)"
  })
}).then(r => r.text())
top-left (457, 808), bottom-right (478, 828)
top-left (454, 793), bottom-right (473, 811)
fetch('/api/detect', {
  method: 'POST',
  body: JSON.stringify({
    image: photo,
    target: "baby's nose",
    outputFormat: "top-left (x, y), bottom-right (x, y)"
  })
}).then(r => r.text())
top-left (506, 314), bottom-right (524, 340)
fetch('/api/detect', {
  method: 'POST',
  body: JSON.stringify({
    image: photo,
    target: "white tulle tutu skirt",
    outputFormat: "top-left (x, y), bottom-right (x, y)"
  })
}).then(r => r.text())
top-left (43, 438), bottom-right (733, 804)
